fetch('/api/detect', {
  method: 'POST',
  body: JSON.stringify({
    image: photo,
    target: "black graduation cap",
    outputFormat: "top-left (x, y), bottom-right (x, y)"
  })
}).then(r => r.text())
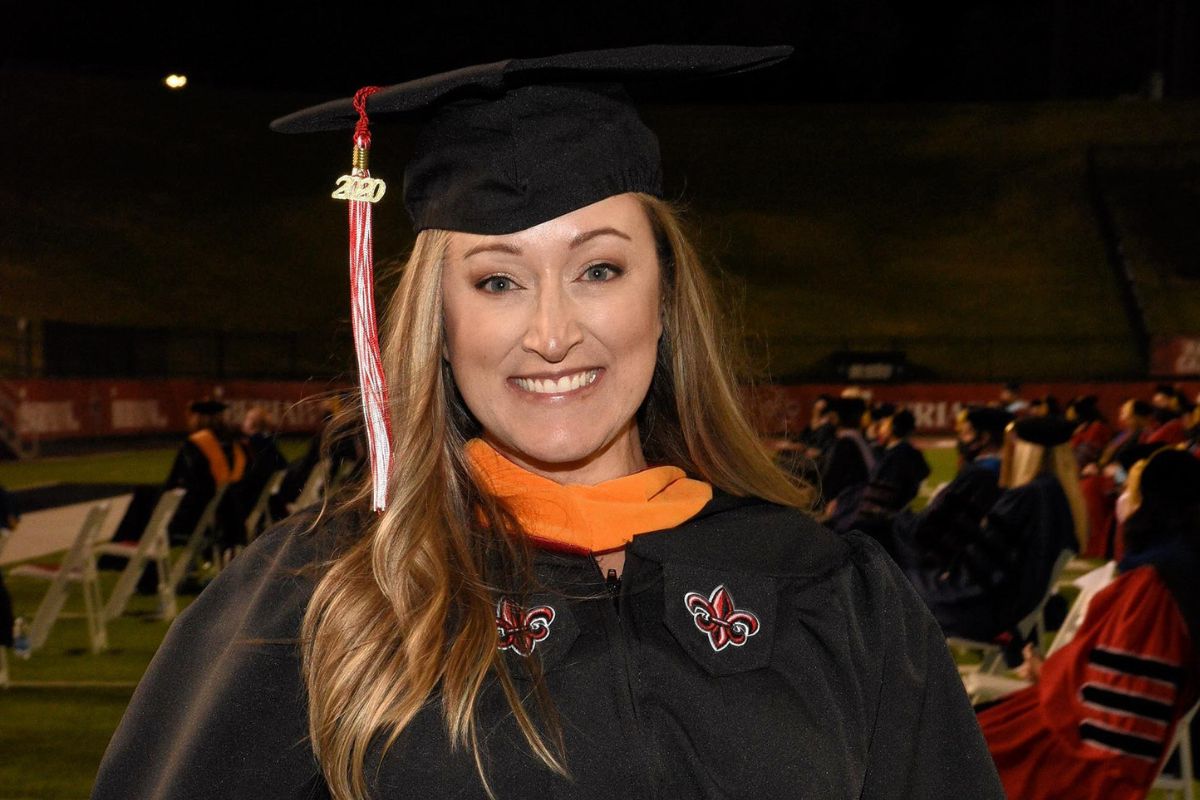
top-left (964, 406), bottom-right (1013, 439)
top-left (829, 397), bottom-right (868, 428)
top-left (190, 399), bottom-right (228, 415)
top-left (1012, 416), bottom-right (1074, 447)
top-left (1115, 443), bottom-right (1167, 472)
top-left (1140, 448), bottom-right (1200, 506)
top-left (870, 402), bottom-right (897, 421)
top-left (270, 45), bottom-right (793, 234)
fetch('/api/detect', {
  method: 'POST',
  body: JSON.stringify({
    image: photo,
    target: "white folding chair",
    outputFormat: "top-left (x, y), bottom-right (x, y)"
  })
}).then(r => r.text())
top-left (952, 548), bottom-right (1076, 681)
top-left (288, 458), bottom-right (329, 514)
top-left (1155, 699), bottom-right (1199, 800)
top-left (961, 560), bottom-right (1117, 703)
top-left (245, 469), bottom-right (285, 543)
top-left (1045, 560), bottom-right (1117, 657)
top-left (96, 489), bottom-right (184, 622)
top-left (0, 526), bottom-right (11, 687)
top-left (167, 486), bottom-right (227, 594)
top-left (8, 502), bottom-right (113, 654)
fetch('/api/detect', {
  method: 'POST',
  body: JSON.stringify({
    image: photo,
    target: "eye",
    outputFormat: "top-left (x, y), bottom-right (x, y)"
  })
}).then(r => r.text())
top-left (581, 263), bottom-right (622, 282)
top-left (475, 275), bottom-right (520, 293)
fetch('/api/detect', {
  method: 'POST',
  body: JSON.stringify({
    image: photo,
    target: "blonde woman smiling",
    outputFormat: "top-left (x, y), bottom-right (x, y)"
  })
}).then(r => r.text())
top-left (94, 46), bottom-right (1002, 800)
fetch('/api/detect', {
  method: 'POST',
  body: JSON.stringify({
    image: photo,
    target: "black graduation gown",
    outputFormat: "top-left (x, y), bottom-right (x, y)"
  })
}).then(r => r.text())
top-left (825, 441), bottom-right (932, 540)
top-left (164, 440), bottom-right (218, 543)
top-left (866, 441), bottom-right (931, 512)
top-left (91, 495), bottom-right (1003, 799)
top-left (819, 432), bottom-right (872, 505)
top-left (901, 474), bottom-right (1078, 643)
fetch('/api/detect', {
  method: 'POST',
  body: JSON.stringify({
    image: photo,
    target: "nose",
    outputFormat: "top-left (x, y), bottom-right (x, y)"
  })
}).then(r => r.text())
top-left (521, 283), bottom-right (583, 362)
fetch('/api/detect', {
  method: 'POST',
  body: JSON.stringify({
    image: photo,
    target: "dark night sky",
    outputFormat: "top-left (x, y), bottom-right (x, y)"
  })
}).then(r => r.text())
top-left (2, 1), bottom-right (1199, 382)
top-left (4, 0), bottom-right (1199, 101)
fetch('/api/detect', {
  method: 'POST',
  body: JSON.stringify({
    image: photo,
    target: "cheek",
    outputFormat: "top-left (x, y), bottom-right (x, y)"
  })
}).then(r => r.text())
top-left (603, 291), bottom-right (662, 379)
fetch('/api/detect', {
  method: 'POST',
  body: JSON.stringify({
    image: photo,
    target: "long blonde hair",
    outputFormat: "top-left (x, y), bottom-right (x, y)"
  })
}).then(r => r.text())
top-left (302, 194), bottom-right (812, 798)
top-left (999, 428), bottom-right (1089, 548)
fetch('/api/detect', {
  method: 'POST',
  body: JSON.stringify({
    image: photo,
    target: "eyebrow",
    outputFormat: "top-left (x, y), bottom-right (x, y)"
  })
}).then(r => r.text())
top-left (461, 226), bottom-right (631, 260)
top-left (569, 227), bottom-right (632, 249)
top-left (462, 241), bottom-right (523, 259)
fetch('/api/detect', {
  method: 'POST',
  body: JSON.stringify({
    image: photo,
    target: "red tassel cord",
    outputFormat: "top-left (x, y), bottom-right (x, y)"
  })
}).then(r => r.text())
top-left (339, 86), bottom-right (391, 511)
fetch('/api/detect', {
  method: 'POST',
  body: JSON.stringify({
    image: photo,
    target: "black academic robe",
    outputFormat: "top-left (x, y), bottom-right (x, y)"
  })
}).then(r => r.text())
top-left (91, 495), bottom-right (1003, 799)
top-left (164, 439), bottom-right (219, 544)
top-left (865, 440), bottom-right (931, 512)
top-left (825, 440), bottom-right (932, 539)
top-left (819, 431), bottom-right (873, 505)
top-left (901, 474), bottom-right (1078, 643)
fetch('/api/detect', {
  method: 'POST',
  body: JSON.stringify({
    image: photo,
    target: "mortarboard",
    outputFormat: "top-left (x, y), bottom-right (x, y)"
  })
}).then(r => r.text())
top-left (190, 399), bottom-right (228, 415)
top-left (1012, 416), bottom-right (1074, 447)
top-left (271, 45), bottom-right (792, 510)
top-left (1139, 448), bottom-right (1200, 506)
top-left (964, 406), bottom-right (1013, 440)
top-left (271, 45), bottom-right (792, 234)
top-left (829, 397), bottom-right (867, 428)
top-left (869, 402), bottom-right (897, 421)
top-left (1115, 443), bottom-right (1168, 472)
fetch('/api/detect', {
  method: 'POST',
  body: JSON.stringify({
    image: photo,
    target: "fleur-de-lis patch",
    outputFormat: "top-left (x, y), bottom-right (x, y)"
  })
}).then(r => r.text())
top-left (684, 585), bottom-right (761, 652)
top-left (495, 598), bottom-right (555, 657)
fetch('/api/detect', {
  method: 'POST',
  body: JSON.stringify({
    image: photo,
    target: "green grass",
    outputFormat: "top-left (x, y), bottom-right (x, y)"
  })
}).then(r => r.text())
top-left (0, 438), bottom-right (311, 490)
top-left (1, 569), bottom-right (196, 798)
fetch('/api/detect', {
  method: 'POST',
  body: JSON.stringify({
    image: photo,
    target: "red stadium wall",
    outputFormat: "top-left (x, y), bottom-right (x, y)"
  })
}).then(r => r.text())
top-left (1, 379), bottom-right (339, 440)
top-left (1, 378), bottom-right (1196, 442)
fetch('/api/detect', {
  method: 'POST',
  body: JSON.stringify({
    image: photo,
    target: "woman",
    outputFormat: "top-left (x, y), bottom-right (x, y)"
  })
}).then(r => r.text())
top-left (92, 47), bottom-right (1002, 799)
top-left (893, 416), bottom-right (1084, 646)
top-left (980, 447), bottom-right (1200, 799)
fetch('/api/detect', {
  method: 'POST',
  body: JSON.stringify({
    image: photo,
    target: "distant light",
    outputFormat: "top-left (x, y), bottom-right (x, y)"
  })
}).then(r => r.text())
top-left (164, 74), bottom-right (188, 90)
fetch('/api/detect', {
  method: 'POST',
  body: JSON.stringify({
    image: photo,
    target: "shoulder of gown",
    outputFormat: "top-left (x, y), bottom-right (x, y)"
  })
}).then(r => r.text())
top-left (90, 511), bottom-right (352, 800)
top-left (631, 493), bottom-right (1005, 798)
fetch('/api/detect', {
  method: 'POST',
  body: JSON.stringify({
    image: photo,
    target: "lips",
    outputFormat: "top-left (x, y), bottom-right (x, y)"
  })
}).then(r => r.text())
top-left (512, 369), bottom-right (600, 395)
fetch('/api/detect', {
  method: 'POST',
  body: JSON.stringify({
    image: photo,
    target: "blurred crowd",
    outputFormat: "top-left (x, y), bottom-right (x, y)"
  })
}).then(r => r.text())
top-left (771, 383), bottom-right (1200, 799)
top-left (162, 397), bottom-right (364, 567)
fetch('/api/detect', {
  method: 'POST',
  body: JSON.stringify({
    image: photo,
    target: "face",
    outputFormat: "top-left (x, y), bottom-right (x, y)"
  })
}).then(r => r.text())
top-left (1119, 400), bottom-right (1140, 429)
top-left (441, 194), bottom-right (663, 484)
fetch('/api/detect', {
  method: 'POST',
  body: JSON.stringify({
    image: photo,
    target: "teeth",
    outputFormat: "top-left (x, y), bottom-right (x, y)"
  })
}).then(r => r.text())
top-left (515, 370), bottom-right (597, 394)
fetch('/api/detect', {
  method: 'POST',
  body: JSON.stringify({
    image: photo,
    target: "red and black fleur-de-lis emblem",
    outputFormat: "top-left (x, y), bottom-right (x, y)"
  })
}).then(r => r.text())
top-left (684, 585), bottom-right (761, 652)
top-left (495, 598), bottom-right (555, 657)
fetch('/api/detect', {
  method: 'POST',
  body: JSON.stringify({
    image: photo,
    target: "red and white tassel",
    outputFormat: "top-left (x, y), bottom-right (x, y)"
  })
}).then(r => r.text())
top-left (334, 86), bottom-right (391, 511)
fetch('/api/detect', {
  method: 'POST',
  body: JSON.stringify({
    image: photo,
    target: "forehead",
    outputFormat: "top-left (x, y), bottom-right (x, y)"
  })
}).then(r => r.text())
top-left (446, 193), bottom-right (653, 258)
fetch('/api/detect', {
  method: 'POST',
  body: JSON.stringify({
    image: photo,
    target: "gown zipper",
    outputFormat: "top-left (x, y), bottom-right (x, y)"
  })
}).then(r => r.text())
top-left (594, 556), bottom-right (662, 798)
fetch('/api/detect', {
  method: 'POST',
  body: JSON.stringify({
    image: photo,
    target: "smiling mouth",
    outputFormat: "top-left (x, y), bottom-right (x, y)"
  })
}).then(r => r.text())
top-left (512, 369), bottom-right (600, 395)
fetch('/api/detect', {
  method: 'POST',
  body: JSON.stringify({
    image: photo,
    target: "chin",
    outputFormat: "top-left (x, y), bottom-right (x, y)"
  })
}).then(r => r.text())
top-left (497, 424), bottom-right (615, 469)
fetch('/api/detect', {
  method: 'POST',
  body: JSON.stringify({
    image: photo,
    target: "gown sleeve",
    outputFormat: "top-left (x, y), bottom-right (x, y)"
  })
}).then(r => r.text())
top-left (90, 519), bottom-right (331, 800)
top-left (1039, 566), bottom-right (1196, 767)
top-left (848, 533), bottom-right (1005, 799)
top-left (979, 565), bottom-right (1197, 800)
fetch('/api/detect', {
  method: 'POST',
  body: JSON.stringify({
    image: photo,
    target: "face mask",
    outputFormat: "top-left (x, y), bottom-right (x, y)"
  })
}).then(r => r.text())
top-left (958, 438), bottom-right (985, 463)
top-left (1115, 488), bottom-right (1138, 525)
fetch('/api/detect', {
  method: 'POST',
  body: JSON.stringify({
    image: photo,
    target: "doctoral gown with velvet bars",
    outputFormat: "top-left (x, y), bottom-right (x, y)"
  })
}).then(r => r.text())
top-left (91, 494), bottom-right (1003, 799)
top-left (979, 565), bottom-right (1198, 800)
